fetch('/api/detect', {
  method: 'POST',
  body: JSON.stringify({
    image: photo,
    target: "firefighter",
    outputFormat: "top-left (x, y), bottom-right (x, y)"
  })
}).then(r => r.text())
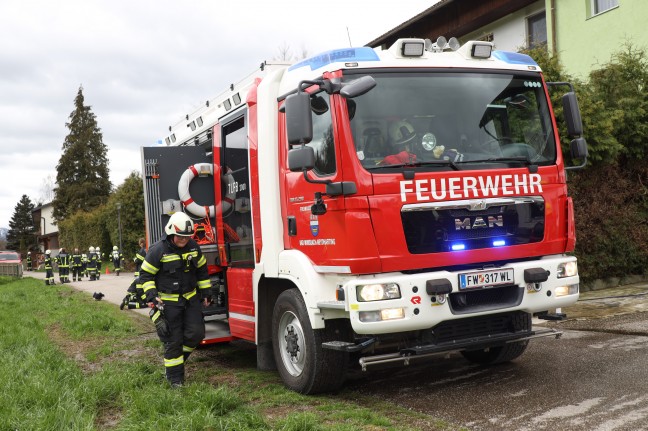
top-left (87, 246), bottom-right (98, 281)
top-left (81, 252), bottom-right (88, 278)
top-left (96, 247), bottom-right (102, 279)
top-left (44, 250), bottom-right (55, 285)
top-left (139, 212), bottom-right (212, 387)
top-left (381, 119), bottom-right (464, 165)
top-left (112, 245), bottom-right (122, 276)
top-left (57, 247), bottom-right (71, 283)
top-left (71, 248), bottom-right (82, 281)
top-left (121, 238), bottom-right (147, 310)
top-left (26, 251), bottom-right (32, 271)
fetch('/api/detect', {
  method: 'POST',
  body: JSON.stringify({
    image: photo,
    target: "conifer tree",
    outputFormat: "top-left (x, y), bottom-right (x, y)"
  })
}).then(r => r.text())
top-left (52, 86), bottom-right (112, 221)
top-left (6, 194), bottom-right (36, 252)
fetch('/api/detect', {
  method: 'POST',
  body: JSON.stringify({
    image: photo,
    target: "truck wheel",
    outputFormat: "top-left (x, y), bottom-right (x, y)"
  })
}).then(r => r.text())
top-left (272, 289), bottom-right (348, 394)
top-left (460, 312), bottom-right (530, 365)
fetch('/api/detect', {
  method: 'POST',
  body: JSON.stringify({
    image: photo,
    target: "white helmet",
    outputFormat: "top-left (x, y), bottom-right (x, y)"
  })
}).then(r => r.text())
top-left (96, 247), bottom-right (100, 252)
top-left (165, 212), bottom-right (194, 237)
top-left (113, 246), bottom-right (118, 251)
top-left (45, 249), bottom-right (51, 255)
top-left (89, 246), bottom-right (95, 253)
top-left (389, 120), bottom-right (417, 146)
top-left (27, 251), bottom-right (31, 255)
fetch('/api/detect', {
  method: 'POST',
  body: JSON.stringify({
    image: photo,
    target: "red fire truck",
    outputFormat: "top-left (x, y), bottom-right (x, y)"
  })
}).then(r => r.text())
top-left (141, 37), bottom-right (587, 394)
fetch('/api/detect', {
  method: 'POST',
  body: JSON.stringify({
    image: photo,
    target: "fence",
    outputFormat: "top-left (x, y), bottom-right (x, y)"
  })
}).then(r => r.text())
top-left (0, 263), bottom-right (23, 278)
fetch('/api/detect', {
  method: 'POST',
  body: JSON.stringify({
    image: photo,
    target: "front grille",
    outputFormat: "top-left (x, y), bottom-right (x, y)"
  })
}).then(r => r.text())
top-left (449, 285), bottom-right (523, 314)
top-left (401, 198), bottom-right (545, 254)
top-left (432, 311), bottom-right (528, 343)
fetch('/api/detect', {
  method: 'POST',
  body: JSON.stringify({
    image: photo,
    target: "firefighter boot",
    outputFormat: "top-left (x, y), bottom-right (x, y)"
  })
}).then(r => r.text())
top-left (166, 364), bottom-right (185, 388)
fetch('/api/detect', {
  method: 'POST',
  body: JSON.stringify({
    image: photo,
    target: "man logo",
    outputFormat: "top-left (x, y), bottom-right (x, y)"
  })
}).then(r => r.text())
top-left (455, 215), bottom-right (504, 230)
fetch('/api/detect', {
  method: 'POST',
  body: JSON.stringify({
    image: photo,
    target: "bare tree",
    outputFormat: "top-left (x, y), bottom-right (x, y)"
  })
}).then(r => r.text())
top-left (273, 42), bottom-right (309, 62)
top-left (38, 174), bottom-right (56, 204)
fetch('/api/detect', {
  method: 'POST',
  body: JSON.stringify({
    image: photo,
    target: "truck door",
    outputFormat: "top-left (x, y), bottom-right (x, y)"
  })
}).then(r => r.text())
top-left (218, 112), bottom-right (255, 341)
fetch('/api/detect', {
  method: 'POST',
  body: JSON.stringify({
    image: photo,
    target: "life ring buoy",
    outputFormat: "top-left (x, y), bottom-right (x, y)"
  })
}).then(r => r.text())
top-left (178, 163), bottom-right (215, 218)
top-left (178, 163), bottom-right (236, 218)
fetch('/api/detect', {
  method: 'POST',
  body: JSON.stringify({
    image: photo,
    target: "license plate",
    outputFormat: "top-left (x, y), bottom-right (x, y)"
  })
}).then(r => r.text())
top-left (459, 268), bottom-right (514, 290)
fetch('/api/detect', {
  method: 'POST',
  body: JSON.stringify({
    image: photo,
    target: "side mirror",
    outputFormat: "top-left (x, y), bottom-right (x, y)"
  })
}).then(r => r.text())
top-left (285, 92), bottom-right (313, 146)
top-left (570, 137), bottom-right (588, 159)
top-left (562, 92), bottom-right (583, 137)
top-left (340, 75), bottom-right (377, 99)
top-left (288, 146), bottom-right (315, 172)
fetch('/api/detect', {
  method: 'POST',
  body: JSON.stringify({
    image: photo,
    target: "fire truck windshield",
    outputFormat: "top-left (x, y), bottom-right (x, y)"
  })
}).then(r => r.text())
top-left (346, 71), bottom-right (557, 171)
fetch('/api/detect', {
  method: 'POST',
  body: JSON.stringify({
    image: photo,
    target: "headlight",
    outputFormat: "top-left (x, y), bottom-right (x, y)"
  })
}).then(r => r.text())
top-left (557, 261), bottom-right (578, 278)
top-left (357, 283), bottom-right (401, 302)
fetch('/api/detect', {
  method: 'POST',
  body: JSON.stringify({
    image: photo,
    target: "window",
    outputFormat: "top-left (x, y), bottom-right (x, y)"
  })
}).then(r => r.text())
top-left (308, 93), bottom-right (336, 176)
top-left (592, 0), bottom-right (618, 15)
top-left (526, 12), bottom-right (547, 48)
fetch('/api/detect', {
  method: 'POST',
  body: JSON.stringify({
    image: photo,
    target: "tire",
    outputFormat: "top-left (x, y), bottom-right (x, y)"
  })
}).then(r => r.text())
top-left (460, 312), bottom-right (530, 365)
top-left (272, 289), bottom-right (348, 394)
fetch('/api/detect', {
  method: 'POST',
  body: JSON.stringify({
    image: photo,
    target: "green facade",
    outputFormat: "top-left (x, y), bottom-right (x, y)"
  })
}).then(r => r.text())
top-left (547, 0), bottom-right (648, 78)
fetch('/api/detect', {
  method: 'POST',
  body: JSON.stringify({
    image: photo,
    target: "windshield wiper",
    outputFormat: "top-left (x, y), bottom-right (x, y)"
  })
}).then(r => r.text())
top-left (370, 160), bottom-right (460, 171)
top-left (469, 157), bottom-right (538, 172)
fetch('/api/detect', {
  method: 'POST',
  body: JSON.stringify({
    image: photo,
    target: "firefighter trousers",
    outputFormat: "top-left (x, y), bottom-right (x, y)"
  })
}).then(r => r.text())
top-left (159, 297), bottom-right (205, 385)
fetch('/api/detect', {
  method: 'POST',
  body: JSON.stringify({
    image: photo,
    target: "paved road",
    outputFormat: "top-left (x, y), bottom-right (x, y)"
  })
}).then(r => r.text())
top-left (348, 283), bottom-right (648, 431)
top-left (26, 269), bottom-right (149, 317)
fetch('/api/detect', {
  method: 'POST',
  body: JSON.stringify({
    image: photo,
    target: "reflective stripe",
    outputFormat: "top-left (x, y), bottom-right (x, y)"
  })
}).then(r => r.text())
top-left (160, 255), bottom-right (181, 263)
top-left (159, 289), bottom-right (197, 302)
top-left (197, 279), bottom-right (211, 289)
top-left (142, 281), bottom-right (156, 292)
top-left (151, 309), bottom-right (162, 323)
top-left (164, 355), bottom-right (184, 368)
top-left (183, 345), bottom-right (195, 353)
top-left (141, 261), bottom-right (159, 274)
top-left (197, 255), bottom-right (207, 267)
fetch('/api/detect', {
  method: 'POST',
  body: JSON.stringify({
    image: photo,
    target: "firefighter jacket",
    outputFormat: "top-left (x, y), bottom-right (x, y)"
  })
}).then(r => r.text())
top-left (57, 252), bottom-right (70, 269)
top-left (72, 253), bottom-right (82, 267)
top-left (26, 256), bottom-right (32, 266)
top-left (139, 236), bottom-right (211, 304)
top-left (134, 246), bottom-right (146, 277)
top-left (44, 256), bottom-right (53, 270)
top-left (87, 252), bottom-right (98, 269)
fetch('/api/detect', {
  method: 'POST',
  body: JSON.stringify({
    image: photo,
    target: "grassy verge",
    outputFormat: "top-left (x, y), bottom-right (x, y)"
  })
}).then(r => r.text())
top-left (0, 276), bottom-right (458, 430)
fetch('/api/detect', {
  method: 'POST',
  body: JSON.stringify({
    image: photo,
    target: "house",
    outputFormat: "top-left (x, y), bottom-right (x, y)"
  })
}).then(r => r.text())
top-left (367, 0), bottom-right (644, 78)
top-left (32, 202), bottom-right (59, 256)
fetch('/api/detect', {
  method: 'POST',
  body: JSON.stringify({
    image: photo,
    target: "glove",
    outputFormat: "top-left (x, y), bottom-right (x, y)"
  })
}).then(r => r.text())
top-left (149, 307), bottom-right (170, 338)
top-left (145, 288), bottom-right (159, 304)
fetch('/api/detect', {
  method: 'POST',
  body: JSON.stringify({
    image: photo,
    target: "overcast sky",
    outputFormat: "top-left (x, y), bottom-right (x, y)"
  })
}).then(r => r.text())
top-left (0, 0), bottom-right (437, 229)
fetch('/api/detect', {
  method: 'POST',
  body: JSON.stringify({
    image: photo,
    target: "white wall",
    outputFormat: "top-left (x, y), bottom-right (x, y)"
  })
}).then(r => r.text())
top-left (461, 1), bottom-right (545, 52)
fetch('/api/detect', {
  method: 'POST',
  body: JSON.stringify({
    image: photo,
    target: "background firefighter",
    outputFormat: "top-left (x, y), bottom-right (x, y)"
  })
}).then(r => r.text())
top-left (139, 212), bottom-right (212, 387)
top-left (56, 247), bottom-right (71, 283)
top-left (111, 245), bottom-right (122, 275)
top-left (120, 238), bottom-right (147, 310)
top-left (71, 248), bottom-right (82, 281)
top-left (87, 246), bottom-right (98, 280)
top-left (44, 250), bottom-right (55, 285)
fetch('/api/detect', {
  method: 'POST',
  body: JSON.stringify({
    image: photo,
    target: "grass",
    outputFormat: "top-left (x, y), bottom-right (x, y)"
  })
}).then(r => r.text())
top-left (0, 276), bottom-right (459, 430)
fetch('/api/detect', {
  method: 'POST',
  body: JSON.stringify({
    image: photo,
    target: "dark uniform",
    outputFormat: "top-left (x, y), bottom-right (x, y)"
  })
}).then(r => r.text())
top-left (139, 236), bottom-right (211, 386)
top-left (121, 244), bottom-right (147, 310)
top-left (87, 251), bottom-right (98, 281)
top-left (26, 253), bottom-right (32, 271)
top-left (71, 250), bottom-right (82, 281)
top-left (57, 249), bottom-right (71, 283)
top-left (44, 254), bottom-right (55, 285)
top-left (96, 249), bottom-right (102, 279)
